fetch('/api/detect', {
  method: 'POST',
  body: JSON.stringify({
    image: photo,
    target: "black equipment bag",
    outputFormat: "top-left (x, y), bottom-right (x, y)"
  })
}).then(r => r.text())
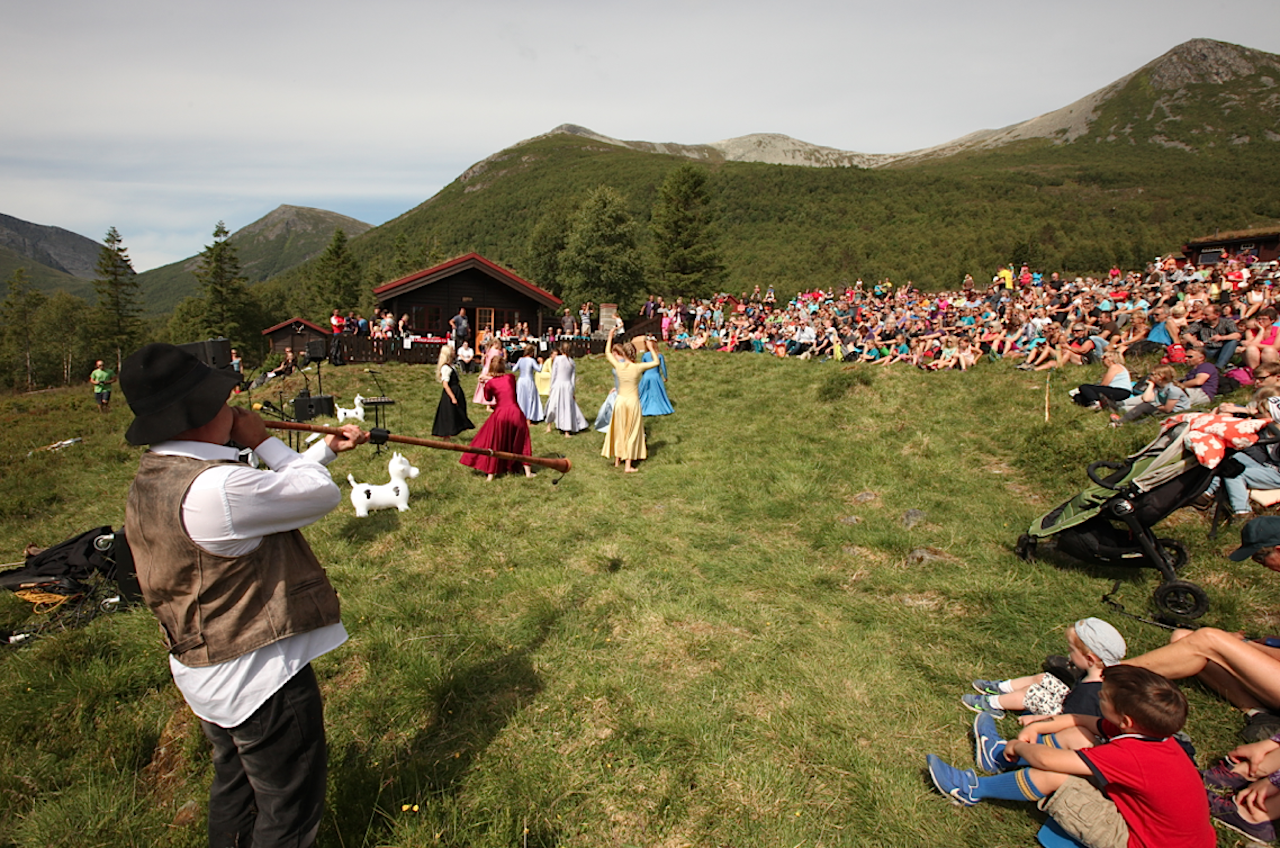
top-left (0, 526), bottom-right (141, 602)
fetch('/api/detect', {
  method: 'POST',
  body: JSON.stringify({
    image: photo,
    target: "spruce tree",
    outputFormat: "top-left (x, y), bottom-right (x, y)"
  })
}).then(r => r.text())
top-left (315, 229), bottom-right (361, 315)
top-left (92, 226), bottom-right (142, 366)
top-left (650, 164), bottom-right (724, 299)
top-left (392, 233), bottom-right (416, 277)
top-left (560, 186), bottom-right (646, 315)
top-left (193, 221), bottom-right (255, 348)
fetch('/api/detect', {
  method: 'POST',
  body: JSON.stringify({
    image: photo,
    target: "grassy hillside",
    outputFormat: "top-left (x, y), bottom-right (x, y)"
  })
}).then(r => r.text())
top-left (0, 353), bottom-right (1267, 846)
top-left (0, 245), bottom-right (95, 301)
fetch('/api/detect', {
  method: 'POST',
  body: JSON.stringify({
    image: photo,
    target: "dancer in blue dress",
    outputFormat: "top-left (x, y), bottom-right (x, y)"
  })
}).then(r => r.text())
top-left (544, 342), bottom-right (590, 436)
top-left (594, 368), bottom-right (618, 432)
top-left (512, 344), bottom-right (544, 423)
top-left (638, 344), bottom-right (673, 416)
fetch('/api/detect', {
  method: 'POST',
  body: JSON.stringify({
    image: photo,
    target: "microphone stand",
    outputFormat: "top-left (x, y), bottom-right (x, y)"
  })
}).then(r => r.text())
top-left (366, 369), bottom-right (388, 398)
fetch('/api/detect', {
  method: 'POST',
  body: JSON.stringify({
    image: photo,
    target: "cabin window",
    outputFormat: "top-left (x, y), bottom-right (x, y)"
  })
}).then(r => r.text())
top-left (409, 305), bottom-right (443, 334)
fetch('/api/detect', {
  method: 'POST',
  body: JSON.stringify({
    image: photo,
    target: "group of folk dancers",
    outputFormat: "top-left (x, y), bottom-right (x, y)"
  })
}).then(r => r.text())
top-left (430, 327), bottom-right (673, 478)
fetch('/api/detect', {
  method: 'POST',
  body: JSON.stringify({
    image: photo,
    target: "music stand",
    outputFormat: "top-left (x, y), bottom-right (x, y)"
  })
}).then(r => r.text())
top-left (363, 369), bottom-right (395, 454)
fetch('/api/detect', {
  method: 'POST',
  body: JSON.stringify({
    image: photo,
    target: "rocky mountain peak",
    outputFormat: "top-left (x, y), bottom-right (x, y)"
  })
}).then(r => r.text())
top-left (1146, 38), bottom-right (1280, 89)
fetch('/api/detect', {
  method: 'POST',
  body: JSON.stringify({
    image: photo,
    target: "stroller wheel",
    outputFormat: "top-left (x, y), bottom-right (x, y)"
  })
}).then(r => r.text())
top-left (1152, 579), bottom-right (1210, 621)
top-left (1153, 538), bottom-right (1189, 573)
top-left (1015, 534), bottom-right (1037, 562)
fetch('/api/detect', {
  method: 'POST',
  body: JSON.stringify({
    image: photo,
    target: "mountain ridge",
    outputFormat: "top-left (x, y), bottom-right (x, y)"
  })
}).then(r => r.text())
top-left (0, 212), bottom-right (105, 280)
top-left (311, 36), bottom-right (1280, 311)
top-left (506, 39), bottom-right (1280, 171)
top-left (7, 37), bottom-right (1280, 324)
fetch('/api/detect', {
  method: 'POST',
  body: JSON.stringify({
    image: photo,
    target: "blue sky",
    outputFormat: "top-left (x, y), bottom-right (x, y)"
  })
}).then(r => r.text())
top-left (4, 0), bottom-right (1279, 271)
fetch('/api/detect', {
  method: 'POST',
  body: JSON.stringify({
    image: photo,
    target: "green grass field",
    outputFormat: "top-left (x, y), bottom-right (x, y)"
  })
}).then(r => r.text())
top-left (0, 352), bottom-right (1270, 847)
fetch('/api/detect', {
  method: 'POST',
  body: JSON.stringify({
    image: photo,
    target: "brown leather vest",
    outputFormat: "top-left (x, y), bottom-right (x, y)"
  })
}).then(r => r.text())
top-left (124, 452), bottom-right (341, 667)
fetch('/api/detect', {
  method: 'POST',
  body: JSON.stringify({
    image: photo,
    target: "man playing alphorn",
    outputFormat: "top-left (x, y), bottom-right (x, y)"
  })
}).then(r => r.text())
top-left (120, 343), bottom-right (368, 848)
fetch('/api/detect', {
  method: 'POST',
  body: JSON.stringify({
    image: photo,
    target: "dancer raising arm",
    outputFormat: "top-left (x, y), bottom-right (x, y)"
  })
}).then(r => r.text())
top-left (601, 328), bottom-right (661, 473)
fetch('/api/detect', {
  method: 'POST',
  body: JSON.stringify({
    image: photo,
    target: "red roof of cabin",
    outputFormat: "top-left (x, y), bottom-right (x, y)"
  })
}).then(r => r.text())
top-left (260, 317), bottom-right (330, 336)
top-left (374, 253), bottom-right (561, 308)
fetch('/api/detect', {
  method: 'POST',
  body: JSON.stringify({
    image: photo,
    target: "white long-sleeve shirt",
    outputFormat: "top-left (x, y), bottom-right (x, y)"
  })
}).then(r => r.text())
top-left (146, 436), bottom-right (348, 728)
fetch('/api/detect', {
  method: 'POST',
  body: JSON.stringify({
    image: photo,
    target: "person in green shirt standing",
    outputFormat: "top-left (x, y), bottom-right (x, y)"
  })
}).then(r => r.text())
top-left (90, 360), bottom-right (116, 413)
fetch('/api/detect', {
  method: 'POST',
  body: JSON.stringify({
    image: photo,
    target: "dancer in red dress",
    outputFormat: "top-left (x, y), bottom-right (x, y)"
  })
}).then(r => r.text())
top-left (460, 357), bottom-right (536, 480)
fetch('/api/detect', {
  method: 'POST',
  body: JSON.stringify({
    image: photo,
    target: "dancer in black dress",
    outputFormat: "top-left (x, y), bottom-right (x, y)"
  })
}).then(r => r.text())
top-left (432, 344), bottom-right (474, 438)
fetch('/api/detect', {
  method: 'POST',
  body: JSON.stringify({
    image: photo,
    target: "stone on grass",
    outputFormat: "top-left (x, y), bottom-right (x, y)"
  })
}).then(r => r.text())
top-left (172, 800), bottom-right (200, 827)
top-left (902, 509), bottom-right (927, 528)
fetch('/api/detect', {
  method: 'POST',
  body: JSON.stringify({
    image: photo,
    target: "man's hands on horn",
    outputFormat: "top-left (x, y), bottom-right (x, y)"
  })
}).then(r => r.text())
top-left (325, 423), bottom-right (370, 453)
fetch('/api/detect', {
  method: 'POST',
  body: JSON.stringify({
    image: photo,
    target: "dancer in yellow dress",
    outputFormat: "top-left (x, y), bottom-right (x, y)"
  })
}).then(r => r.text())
top-left (601, 327), bottom-right (661, 473)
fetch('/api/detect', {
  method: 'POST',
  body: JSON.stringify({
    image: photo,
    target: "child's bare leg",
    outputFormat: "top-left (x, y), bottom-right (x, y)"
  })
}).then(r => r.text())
top-left (1024, 768), bottom-right (1069, 796)
top-left (995, 689), bottom-right (1029, 712)
top-left (1006, 673), bottom-right (1044, 690)
top-left (1039, 726), bottom-right (1099, 750)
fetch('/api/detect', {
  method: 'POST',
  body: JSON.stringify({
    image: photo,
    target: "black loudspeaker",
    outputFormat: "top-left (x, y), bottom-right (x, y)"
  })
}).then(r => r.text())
top-left (306, 340), bottom-right (328, 361)
top-left (292, 393), bottom-right (335, 421)
top-left (178, 338), bottom-right (233, 371)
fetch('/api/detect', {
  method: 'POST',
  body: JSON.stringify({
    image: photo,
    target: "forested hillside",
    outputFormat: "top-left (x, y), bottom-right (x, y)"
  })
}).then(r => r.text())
top-left (262, 130), bottom-right (1280, 313)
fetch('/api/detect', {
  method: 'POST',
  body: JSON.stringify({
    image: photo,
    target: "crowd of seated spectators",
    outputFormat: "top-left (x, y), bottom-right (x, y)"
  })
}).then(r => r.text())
top-left (643, 254), bottom-right (1278, 381)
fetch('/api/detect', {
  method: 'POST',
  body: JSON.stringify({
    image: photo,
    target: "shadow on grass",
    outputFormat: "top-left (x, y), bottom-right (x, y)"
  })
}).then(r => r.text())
top-left (325, 612), bottom-right (556, 846)
top-left (337, 509), bottom-right (401, 542)
top-left (1028, 543), bottom-right (1169, 590)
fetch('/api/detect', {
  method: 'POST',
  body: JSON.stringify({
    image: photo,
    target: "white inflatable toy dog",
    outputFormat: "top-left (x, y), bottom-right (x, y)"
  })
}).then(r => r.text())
top-left (337, 394), bottom-right (365, 423)
top-left (347, 452), bottom-right (419, 517)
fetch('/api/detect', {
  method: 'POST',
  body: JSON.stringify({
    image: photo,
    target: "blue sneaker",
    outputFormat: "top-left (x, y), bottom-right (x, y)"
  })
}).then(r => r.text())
top-left (961, 692), bottom-right (1006, 719)
top-left (973, 712), bottom-right (1012, 772)
top-left (972, 679), bottom-right (1004, 695)
top-left (926, 754), bottom-right (979, 806)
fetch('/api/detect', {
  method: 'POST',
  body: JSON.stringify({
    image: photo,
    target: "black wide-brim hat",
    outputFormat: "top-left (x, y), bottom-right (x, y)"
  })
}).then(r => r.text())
top-left (120, 343), bottom-right (242, 445)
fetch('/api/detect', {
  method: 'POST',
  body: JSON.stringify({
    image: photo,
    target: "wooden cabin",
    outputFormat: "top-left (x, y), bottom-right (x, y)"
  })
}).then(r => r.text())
top-left (373, 253), bottom-right (562, 339)
top-left (261, 317), bottom-right (330, 356)
top-left (1184, 227), bottom-right (1280, 266)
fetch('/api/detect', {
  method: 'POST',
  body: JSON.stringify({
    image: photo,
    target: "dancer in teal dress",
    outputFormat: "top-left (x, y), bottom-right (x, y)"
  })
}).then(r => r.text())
top-left (638, 346), bottom-right (673, 416)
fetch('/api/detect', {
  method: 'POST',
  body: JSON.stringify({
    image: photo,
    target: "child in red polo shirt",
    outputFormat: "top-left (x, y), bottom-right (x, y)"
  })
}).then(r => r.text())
top-left (927, 665), bottom-right (1213, 848)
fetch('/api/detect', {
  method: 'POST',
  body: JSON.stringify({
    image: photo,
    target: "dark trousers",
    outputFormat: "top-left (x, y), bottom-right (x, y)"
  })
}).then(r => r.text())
top-left (1073, 384), bottom-right (1131, 407)
top-left (200, 664), bottom-right (328, 848)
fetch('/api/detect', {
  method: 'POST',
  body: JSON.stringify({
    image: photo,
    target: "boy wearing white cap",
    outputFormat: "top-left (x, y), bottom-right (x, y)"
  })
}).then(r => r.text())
top-left (965, 618), bottom-right (1127, 722)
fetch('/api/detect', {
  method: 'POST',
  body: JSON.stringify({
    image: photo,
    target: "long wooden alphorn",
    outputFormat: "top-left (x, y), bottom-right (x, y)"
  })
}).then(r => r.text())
top-left (264, 421), bottom-right (573, 474)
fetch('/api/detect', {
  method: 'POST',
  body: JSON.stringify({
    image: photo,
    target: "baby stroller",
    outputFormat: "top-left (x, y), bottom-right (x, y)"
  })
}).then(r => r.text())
top-left (1014, 420), bottom-right (1264, 621)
